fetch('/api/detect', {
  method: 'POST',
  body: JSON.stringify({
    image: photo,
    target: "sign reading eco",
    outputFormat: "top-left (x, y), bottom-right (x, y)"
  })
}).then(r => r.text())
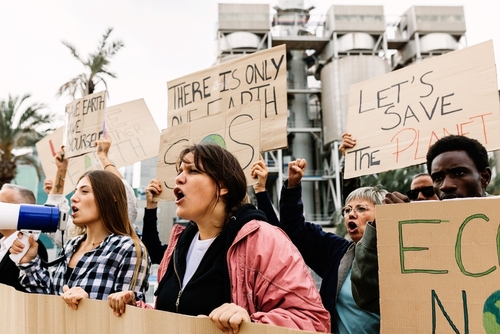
top-left (344, 40), bottom-right (500, 179)
top-left (377, 197), bottom-right (500, 333)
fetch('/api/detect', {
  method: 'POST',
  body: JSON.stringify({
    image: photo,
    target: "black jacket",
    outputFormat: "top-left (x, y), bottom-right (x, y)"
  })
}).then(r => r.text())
top-left (155, 204), bottom-right (267, 316)
top-left (0, 239), bottom-right (48, 292)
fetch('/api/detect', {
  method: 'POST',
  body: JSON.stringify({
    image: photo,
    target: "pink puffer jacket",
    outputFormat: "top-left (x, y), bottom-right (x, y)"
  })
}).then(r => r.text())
top-left (141, 220), bottom-right (331, 333)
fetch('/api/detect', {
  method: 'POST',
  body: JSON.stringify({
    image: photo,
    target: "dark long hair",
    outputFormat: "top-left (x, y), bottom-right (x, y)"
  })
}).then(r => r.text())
top-left (177, 143), bottom-right (247, 219)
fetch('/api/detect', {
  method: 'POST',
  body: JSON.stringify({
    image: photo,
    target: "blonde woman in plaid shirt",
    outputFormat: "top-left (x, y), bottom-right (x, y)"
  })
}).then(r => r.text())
top-left (11, 170), bottom-right (150, 310)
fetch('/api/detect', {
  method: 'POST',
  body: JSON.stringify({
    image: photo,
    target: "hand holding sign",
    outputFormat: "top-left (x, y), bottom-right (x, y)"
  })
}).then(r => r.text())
top-left (37, 98), bottom-right (160, 195)
top-left (64, 91), bottom-right (107, 158)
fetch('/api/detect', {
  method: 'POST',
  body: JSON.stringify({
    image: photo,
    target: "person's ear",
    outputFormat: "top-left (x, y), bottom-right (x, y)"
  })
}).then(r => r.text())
top-left (480, 167), bottom-right (492, 188)
top-left (219, 188), bottom-right (228, 196)
top-left (219, 184), bottom-right (228, 197)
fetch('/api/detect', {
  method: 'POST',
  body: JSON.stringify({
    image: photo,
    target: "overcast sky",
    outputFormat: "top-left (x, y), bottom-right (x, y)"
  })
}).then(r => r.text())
top-left (2, 0), bottom-right (499, 131)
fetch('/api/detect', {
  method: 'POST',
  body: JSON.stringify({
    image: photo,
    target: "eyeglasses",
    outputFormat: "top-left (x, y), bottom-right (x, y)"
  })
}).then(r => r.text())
top-left (406, 186), bottom-right (435, 200)
top-left (341, 204), bottom-right (370, 217)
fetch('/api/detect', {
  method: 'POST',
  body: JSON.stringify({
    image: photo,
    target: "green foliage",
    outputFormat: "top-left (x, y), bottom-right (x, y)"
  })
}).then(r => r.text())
top-left (57, 27), bottom-right (124, 99)
top-left (360, 164), bottom-right (427, 193)
top-left (486, 156), bottom-right (500, 195)
top-left (0, 94), bottom-right (57, 187)
top-left (356, 156), bottom-right (500, 195)
top-left (332, 209), bottom-right (347, 238)
top-left (333, 156), bottom-right (500, 237)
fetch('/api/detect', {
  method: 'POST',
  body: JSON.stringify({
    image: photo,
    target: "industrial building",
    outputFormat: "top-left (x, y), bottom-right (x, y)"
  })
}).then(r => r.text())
top-left (135, 1), bottom-right (469, 247)
top-left (211, 1), bottom-right (466, 228)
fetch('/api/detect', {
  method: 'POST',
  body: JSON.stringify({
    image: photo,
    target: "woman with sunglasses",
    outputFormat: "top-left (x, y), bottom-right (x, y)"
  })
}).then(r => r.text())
top-left (280, 157), bottom-right (387, 334)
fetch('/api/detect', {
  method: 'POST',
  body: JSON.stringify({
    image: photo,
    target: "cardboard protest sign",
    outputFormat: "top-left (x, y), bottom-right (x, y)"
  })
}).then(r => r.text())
top-left (167, 44), bottom-right (287, 152)
top-left (37, 99), bottom-right (159, 194)
top-left (0, 283), bottom-right (321, 334)
top-left (344, 40), bottom-right (500, 178)
top-left (377, 197), bottom-right (500, 333)
top-left (64, 90), bottom-right (107, 158)
top-left (156, 102), bottom-right (260, 201)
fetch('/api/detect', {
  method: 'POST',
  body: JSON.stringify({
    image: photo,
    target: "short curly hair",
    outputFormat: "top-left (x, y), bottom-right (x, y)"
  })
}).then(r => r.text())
top-left (426, 135), bottom-right (489, 173)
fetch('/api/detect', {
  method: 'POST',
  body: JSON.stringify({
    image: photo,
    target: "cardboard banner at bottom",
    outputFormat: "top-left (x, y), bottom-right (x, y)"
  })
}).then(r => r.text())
top-left (0, 284), bottom-right (320, 334)
top-left (377, 197), bottom-right (500, 334)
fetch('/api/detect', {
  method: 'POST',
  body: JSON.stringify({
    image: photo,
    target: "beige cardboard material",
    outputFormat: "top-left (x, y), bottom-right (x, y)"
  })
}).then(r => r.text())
top-left (156, 102), bottom-right (260, 201)
top-left (64, 91), bottom-right (107, 158)
top-left (377, 197), bottom-right (500, 333)
top-left (167, 45), bottom-right (287, 152)
top-left (345, 40), bottom-right (500, 179)
top-left (0, 283), bottom-right (321, 334)
top-left (36, 99), bottom-right (160, 195)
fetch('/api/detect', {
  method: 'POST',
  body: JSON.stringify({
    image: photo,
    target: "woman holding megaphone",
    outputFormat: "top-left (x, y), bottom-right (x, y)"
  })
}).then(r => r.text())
top-left (10, 142), bottom-right (150, 311)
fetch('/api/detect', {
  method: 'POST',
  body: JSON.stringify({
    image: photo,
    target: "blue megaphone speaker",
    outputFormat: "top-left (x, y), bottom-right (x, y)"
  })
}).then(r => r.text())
top-left (1, 202), bottom-right (69, 264)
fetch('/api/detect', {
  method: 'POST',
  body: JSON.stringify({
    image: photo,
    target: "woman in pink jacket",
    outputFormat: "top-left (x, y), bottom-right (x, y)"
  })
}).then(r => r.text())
top-left (108, 143), bottom-right (330, 333)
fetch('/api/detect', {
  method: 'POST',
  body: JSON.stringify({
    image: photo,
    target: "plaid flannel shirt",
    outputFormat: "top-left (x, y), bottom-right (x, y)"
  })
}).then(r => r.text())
top-left (19, 233), bottom-right (150, 301)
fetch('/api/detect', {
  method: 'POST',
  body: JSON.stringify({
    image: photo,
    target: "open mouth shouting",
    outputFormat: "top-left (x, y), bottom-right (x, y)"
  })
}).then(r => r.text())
top-left (174, 187), bottom-right (185, 203)
top-left (347, 221), bottom-right (358, 234)
top-left (71, 205), bottom-right (79, 217)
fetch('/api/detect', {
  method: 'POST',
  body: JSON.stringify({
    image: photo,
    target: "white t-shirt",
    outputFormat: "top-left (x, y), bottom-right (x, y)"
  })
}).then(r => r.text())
top-left (182, 231), bottom-right (216, 288)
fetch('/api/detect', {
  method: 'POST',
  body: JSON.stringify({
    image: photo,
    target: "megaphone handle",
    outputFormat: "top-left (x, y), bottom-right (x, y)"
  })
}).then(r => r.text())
top-left (9, 230), bottom-right (41, 264)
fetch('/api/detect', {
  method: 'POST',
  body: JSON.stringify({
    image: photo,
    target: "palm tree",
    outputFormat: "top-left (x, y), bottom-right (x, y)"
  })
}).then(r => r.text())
top-left (57, 27), bottom-right (124, 99)
top-left (0, 94), bottom-right (56, 187)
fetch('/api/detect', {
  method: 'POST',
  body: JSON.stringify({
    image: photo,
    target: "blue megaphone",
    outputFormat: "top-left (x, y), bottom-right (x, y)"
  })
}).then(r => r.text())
top-left (1, 202), bottom-right (68, 264)
top-left (2, 202), bottom-right (64, 232)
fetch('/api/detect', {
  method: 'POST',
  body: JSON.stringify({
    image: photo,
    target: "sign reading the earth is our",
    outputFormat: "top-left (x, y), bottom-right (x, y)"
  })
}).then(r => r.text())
top-left (377, 197), bottom-right (500, 333)
top-left (344, 40), bottom-right (500, 179)
top-left (155, 102), bottom-right (260, 201)
top-left (64, 90), bottom-right (107, 158)
top-left (37, 99), bottom-right (160, 195)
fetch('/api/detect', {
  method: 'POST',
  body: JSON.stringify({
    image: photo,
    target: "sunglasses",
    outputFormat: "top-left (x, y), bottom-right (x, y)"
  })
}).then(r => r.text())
top-left (406, 186), bottom-right (435, 200)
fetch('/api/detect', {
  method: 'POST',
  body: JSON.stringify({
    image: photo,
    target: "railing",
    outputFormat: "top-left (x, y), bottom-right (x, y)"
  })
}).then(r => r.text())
top-left (271, 13), bottom-right (326, 38)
